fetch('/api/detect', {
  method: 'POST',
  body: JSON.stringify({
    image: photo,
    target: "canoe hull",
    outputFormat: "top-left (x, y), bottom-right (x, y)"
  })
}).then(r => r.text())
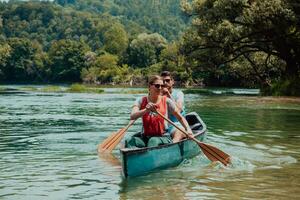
top-left (120, 112), bottom-right (207, 178)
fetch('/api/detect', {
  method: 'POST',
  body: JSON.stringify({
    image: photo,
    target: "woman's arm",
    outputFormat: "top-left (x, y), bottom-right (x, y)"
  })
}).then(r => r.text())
top-left (130, 105), bottom-right (147, 120)
top-left (130, 102), bottom-right (157, 120)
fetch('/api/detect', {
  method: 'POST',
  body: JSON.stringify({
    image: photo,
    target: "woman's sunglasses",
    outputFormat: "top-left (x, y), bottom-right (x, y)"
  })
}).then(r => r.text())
top-left (151, 84), bottom-right (164, 89)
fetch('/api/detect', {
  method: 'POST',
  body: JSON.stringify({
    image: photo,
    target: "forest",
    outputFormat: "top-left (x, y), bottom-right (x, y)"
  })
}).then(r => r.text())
top-left (0, 0), bottom-right (299, 96)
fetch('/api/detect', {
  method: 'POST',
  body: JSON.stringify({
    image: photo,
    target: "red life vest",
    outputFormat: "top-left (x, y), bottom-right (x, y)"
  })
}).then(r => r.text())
top-left (140, 96), bottom-right (167, 136)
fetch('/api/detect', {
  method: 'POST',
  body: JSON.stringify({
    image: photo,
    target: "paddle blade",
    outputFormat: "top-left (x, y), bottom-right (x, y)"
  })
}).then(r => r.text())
top-left (198, 142), bottom-right (231, 166)
top-left (97, 120), bottom-right (135, 153)
top-left (98, 128), bottom-right (126, 153)
top-left (155, 110), bottom-right (231, 166)
top-left (104, 129), bottom-right (127, 152)
top-left (98, 131), bottom-right (119, 152)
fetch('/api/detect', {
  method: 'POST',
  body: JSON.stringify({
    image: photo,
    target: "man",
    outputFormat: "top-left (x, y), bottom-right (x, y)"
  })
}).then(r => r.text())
top-left (160, 71), bottom-right (187, 142)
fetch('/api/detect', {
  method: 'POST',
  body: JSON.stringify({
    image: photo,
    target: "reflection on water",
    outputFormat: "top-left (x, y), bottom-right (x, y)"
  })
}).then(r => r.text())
top-left (98, 153), bottom-right (121, 168)
top-left (0, 86), bottom-right (300, 199)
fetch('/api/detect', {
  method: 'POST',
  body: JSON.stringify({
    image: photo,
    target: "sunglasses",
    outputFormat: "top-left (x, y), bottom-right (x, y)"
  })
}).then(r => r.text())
top-left (151, 84), bottom-right (164, 89)
top-left (163, 79), bottom-right (171, 83)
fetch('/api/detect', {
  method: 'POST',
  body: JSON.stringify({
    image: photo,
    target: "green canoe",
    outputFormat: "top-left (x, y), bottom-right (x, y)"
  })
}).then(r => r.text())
top-left (120, 112), bottom-right (207, 178)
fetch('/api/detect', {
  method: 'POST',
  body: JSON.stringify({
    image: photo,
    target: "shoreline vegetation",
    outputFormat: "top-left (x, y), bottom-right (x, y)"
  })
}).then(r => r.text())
top-left (2, 84), bottom-right (300, 105)
top-left (1, 80), bottom-right (296, 97)
top-left (0, 84), bottom-right (272, 96)
top-left (0, 1), bottom-right (299, 96)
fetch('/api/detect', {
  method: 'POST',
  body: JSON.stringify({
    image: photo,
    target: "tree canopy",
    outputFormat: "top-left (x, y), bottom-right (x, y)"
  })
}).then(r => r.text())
top-left (180, 0), bottom-right (300, 95)
top-left (0, 0), bottom-right (299, 95)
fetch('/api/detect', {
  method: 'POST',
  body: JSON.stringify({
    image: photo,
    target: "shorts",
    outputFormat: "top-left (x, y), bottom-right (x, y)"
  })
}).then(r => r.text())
top-left (125, 134), bottom-right (172, 148)
top-left (167, 122), bottom-right (184, 136)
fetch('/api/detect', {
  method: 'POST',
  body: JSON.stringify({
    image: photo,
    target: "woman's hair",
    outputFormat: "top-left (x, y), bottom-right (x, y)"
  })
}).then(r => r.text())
top-left (148, 75), bottom-right (163, 85)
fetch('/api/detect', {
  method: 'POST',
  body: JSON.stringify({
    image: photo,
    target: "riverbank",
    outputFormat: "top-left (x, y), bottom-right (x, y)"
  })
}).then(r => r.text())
top-left (0, 84), bottom-right (256, 95)
top-left (1, 84), bottom-right (300, 100)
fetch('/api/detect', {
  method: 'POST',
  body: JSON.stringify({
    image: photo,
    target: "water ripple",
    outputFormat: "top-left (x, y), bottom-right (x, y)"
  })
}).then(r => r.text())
top-left (1, 87), bottom-right (300, 199)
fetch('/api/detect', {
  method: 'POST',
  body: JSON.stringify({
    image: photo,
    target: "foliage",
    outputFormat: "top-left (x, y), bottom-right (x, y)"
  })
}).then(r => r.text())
top-left (0, 0), bottom-right (299, 96)
top-left (0, 38), bottom-right (45, 82)
top-left (67, 83), bottom-right (87, 92)
top-left (40, 85), bottom-right (62, 92)
top-left (0, 43), bottom-right (11, 80)
top-left (48, 39), bottom-right (90, 82)
top-left (159, 42), bottom-right (193, 86)
top-left (54, 0), bottom-right (189, 41)
top-left (81, 53), bottom-right (142, 85)
top-left (180, 0), bottom-right (300, 95)
top-left (128, 33), bottom-right (167, 68)
top-left (103, 23), bottom-right (128, 56)
top-left (67, 83), bottom-right (104, 93)
top-left (0, 1), bottom-right (175, 85)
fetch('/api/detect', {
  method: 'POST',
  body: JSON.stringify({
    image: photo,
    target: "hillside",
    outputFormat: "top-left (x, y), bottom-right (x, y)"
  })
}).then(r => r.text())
top-left (54, 0), bottom-right (189, 41)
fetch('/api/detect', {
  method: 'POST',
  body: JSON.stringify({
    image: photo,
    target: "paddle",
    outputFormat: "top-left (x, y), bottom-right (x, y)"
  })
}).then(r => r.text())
top-left (98, 120), bottom-right (135, 153)
top-left (155, 111), bottom-right (231, 166)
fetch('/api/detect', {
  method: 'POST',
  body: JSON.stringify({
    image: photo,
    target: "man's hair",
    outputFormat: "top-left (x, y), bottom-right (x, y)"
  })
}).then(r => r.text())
top-left (160, 71), bottom-right (172, 78)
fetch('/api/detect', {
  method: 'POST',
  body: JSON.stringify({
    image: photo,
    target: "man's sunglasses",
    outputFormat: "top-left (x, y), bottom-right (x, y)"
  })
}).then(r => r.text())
top-left (151, 84), bottom-right (164, 89)
top-left (163, 79), bottom-right (171, 83)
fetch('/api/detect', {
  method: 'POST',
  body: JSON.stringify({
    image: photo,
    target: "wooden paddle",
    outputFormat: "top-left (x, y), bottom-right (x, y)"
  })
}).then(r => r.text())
top-left (155, 111), bottom-right (231, 166)
top-left (98, 120), bottom-right (135, 153)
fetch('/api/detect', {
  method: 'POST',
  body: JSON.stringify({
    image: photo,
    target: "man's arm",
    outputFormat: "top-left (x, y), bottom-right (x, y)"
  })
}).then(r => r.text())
top-left (165, 90), bottom-right (184, 113)
top-left (172, 110), bottom-right (193, 135)
top-left (167, 98), bottom-right (192, 135)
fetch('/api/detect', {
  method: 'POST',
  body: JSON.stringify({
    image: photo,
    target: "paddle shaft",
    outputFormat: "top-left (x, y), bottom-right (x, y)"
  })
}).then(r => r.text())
top-left (155, 111), bottom-right (201, 144)
top-left (155, 110), bottom-right (230, 166)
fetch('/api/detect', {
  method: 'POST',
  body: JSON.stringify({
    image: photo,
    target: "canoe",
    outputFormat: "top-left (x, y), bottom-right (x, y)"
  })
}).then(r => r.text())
top-left (120, 112), bottom-right (207, 178)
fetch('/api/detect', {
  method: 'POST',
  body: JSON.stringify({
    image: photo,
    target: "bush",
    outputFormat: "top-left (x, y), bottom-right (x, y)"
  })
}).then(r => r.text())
top-left (67, 83), bottom-right (104, 93)
top-left (40, 86), bottom-right (62, 92)
top-left (67, 83), bottom-right (87, 92)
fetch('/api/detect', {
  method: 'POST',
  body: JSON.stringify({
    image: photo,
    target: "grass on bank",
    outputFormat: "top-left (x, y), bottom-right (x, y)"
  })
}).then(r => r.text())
top-left (40, 86), bottom-right (62, 92)
top-left (183, 88), bottom-right (211, 94)
top-left (4, 85), bottom-right (259, 95)
top-left (66, 84), bottom-right (104, 93)
top-left (119, 88), bottom-right (147, 94)
top-left (183, 88), bottom-right (259, 95)
top-left (20, 86), bottom-right (62, 92)
top-left (11, 84), bottom-right (145, 94)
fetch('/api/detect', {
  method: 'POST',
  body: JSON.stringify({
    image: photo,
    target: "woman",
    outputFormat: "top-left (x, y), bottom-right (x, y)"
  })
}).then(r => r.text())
top-left (125, 75), bottom-right (193, 148)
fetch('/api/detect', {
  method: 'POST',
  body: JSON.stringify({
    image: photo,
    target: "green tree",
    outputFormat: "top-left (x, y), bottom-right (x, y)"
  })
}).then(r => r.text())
top-left (181, 0), bottom-right (300, 95)
top-left (81, 53), bottom-right (119, 84)
top-left (103, 23), bottom-right (128, 56)
top-left (54, 0), bottom-right (188, 41)
top-left (0, 43), bottom-right (11, 81)
top-left (4, 38), bottom-right (39, 82)
top-left (81, 53), bottom-right (141, 85)
top-left (128, 33), bottom-right (167, 68)
top-left (48, 39), bottom-right (90, 82)
top-left (160, 42), bottom-right (191, 85)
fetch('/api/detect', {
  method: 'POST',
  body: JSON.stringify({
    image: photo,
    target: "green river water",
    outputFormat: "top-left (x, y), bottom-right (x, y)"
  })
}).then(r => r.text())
top-left (0, 86), bottom-right (299, 199)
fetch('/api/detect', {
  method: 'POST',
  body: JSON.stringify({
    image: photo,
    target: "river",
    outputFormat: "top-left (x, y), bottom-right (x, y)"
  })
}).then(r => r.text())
top-left (0, 86), bottom-right (299, 199)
